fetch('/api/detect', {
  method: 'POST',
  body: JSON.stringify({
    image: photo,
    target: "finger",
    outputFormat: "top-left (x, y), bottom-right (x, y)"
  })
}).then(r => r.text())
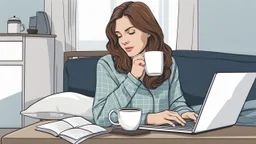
top-left (133, 58), bottom-right (144, 62)
top-left (189, 114), bottom-right (197, 122)
top-left (139, 61), bottom-right (145, 66)
top-left (167, 111), bottom-right (186, 124)
top-left (174, 114), bottom-right (187, 124)
top-left (165, 115), bottom-right (185, 126)
top-left (135, 60), bottom-right (145, 66)
top-left (133, 54), bottom-right (144, 61)
top-left (163, 120), bottom-right (175, 127)
top-left (194, 113), bottom-right (199, 117)
top-left (134, 61), bottom-right (145, 68)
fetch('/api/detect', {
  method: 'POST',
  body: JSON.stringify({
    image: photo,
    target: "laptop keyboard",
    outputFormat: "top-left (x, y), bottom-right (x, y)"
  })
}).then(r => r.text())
top-left (141, 119), bottom-right (195, 130)
top-left (163, 119), bottom-right (195, 129)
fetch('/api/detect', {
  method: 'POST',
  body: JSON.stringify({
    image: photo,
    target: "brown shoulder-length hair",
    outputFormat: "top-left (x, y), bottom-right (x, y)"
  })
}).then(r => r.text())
top-left (106, 1), bottom-right (173, 89)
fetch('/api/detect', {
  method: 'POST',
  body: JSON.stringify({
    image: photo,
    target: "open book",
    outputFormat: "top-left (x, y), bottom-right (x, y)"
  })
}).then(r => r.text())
top-left (36, 116), bottom-right (109, 144)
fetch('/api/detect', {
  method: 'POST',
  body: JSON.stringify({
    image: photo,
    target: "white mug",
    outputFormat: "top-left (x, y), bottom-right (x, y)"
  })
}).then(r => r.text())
top-left (144, 51), bottom-right (164, 76)
top-left (109, 108), bottom-right (142, 131)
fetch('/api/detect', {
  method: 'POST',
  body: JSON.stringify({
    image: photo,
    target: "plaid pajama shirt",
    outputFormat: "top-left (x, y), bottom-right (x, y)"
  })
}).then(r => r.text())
top-left (92, 54), bottom-right (193, 127)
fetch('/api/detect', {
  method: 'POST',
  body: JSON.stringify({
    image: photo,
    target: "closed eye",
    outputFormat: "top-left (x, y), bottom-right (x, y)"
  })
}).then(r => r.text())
top-left (129, 31), bottom-right (135, 35)
top-left (116, 31), bottom-right (135, 38)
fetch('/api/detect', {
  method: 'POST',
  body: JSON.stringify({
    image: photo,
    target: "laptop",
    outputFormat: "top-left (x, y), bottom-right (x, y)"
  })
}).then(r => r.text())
top-left (139, 72), bottom-right (256, 134)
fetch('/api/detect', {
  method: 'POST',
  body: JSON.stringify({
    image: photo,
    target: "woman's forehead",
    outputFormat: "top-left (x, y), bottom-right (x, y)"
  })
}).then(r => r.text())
top-left (115, 16), bottom-right (134, 32)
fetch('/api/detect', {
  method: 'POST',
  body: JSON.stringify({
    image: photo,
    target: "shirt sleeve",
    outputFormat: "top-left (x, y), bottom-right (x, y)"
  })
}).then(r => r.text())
top-left (93, 59), bottom-right (142, 127)
top-left (169, 58), bottom-right (194, 115)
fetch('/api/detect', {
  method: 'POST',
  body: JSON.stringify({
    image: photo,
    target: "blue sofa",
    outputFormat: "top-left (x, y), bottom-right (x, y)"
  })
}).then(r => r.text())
top-left (63, 50), bottom-right (256, 126)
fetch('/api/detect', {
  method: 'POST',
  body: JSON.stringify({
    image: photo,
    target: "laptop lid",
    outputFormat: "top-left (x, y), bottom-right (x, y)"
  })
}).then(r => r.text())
top-left (193, 72), bottom-right (256, 133)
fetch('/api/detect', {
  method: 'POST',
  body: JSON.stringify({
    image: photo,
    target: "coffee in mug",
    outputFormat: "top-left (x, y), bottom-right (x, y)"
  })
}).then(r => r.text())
top-left (108, 108), bottom-right (142, 131)
top-left (144, 51), bottom-right (164, 76)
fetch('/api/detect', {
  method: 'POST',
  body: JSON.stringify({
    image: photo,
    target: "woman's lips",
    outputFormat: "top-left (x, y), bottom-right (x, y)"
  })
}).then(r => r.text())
top-left (125, 47), bottom-right (133, 52)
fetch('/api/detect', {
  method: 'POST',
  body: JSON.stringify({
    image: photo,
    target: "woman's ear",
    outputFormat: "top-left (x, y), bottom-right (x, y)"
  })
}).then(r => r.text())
top-left (147, 33), bottom-right (151, 38)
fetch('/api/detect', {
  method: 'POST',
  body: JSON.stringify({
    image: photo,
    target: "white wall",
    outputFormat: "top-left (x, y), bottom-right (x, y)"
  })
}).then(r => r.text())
top-left (0, 0), bottom-right (44, 33)
top-left (199, 0), bottom-right (256, 55)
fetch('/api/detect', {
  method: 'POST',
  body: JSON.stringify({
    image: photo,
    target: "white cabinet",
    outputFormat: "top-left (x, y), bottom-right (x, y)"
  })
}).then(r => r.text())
top-left (0, 66), bottom-right (22, 128)
top-left (0, 34), bottom-right (56, 128)
top-left (0, 42), bottom-right (23, 60)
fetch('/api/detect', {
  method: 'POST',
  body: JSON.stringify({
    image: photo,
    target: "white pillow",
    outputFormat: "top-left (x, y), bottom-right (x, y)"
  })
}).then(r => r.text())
top-left (21, 92), bottom-right (94, 122)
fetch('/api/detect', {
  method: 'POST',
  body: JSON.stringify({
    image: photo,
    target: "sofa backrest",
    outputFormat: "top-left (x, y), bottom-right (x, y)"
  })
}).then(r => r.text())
top-left (63, 50), bottom-right (256, 106)
top-left (63, 56), bottom-right (102, 96)
top-left (173, 50), bottom-right (256, 106)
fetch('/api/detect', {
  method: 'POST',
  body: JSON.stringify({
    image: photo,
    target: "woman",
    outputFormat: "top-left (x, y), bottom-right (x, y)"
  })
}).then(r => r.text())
top-left (93, 1), bottom-right (198, 127)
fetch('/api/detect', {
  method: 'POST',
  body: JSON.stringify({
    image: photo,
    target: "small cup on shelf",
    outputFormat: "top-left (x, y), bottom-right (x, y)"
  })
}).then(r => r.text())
top-left (27, 28), bottom-right (38, 34)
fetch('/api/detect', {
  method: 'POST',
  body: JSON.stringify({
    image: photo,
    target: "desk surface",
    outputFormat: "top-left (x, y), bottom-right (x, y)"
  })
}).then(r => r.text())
top-left (2, 120), bottom-right (256, 144)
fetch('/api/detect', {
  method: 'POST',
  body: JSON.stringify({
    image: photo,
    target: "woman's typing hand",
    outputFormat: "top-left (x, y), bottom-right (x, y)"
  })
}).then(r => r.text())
top-left (181, 112), bottom-right (199, 123)
top-left (146, 110), bottom-right (187, 127)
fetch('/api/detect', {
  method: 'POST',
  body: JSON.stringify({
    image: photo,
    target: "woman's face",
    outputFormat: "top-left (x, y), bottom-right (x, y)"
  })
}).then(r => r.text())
top-left (115, 16), bottom-right (150, 58)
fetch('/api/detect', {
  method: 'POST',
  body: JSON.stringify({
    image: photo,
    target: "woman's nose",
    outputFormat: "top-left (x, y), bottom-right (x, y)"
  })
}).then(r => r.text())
top-left (121, 36), bottom-right (130, 45)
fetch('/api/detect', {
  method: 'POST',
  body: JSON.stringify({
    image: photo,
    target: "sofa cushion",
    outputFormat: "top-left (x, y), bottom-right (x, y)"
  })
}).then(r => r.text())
top-left (173, 50), bottom-right (256, 106)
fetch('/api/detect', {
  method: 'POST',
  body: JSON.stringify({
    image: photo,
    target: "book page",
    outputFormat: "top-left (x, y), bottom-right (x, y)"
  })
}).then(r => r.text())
top-left (79, 125), bottom-right (107, 133)
top-left (60, 128), bottom-right (92, 142)
top-left (63, 116), bottom-right (92, 127)
top-left (36, 121), bottom-right (72, 136)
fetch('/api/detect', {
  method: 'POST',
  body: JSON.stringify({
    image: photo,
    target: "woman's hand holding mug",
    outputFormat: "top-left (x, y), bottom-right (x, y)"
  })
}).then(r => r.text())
top-left (131, 51), bottom-right (164, 80)
top-left (131, 54), bottom-right (145, 79)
